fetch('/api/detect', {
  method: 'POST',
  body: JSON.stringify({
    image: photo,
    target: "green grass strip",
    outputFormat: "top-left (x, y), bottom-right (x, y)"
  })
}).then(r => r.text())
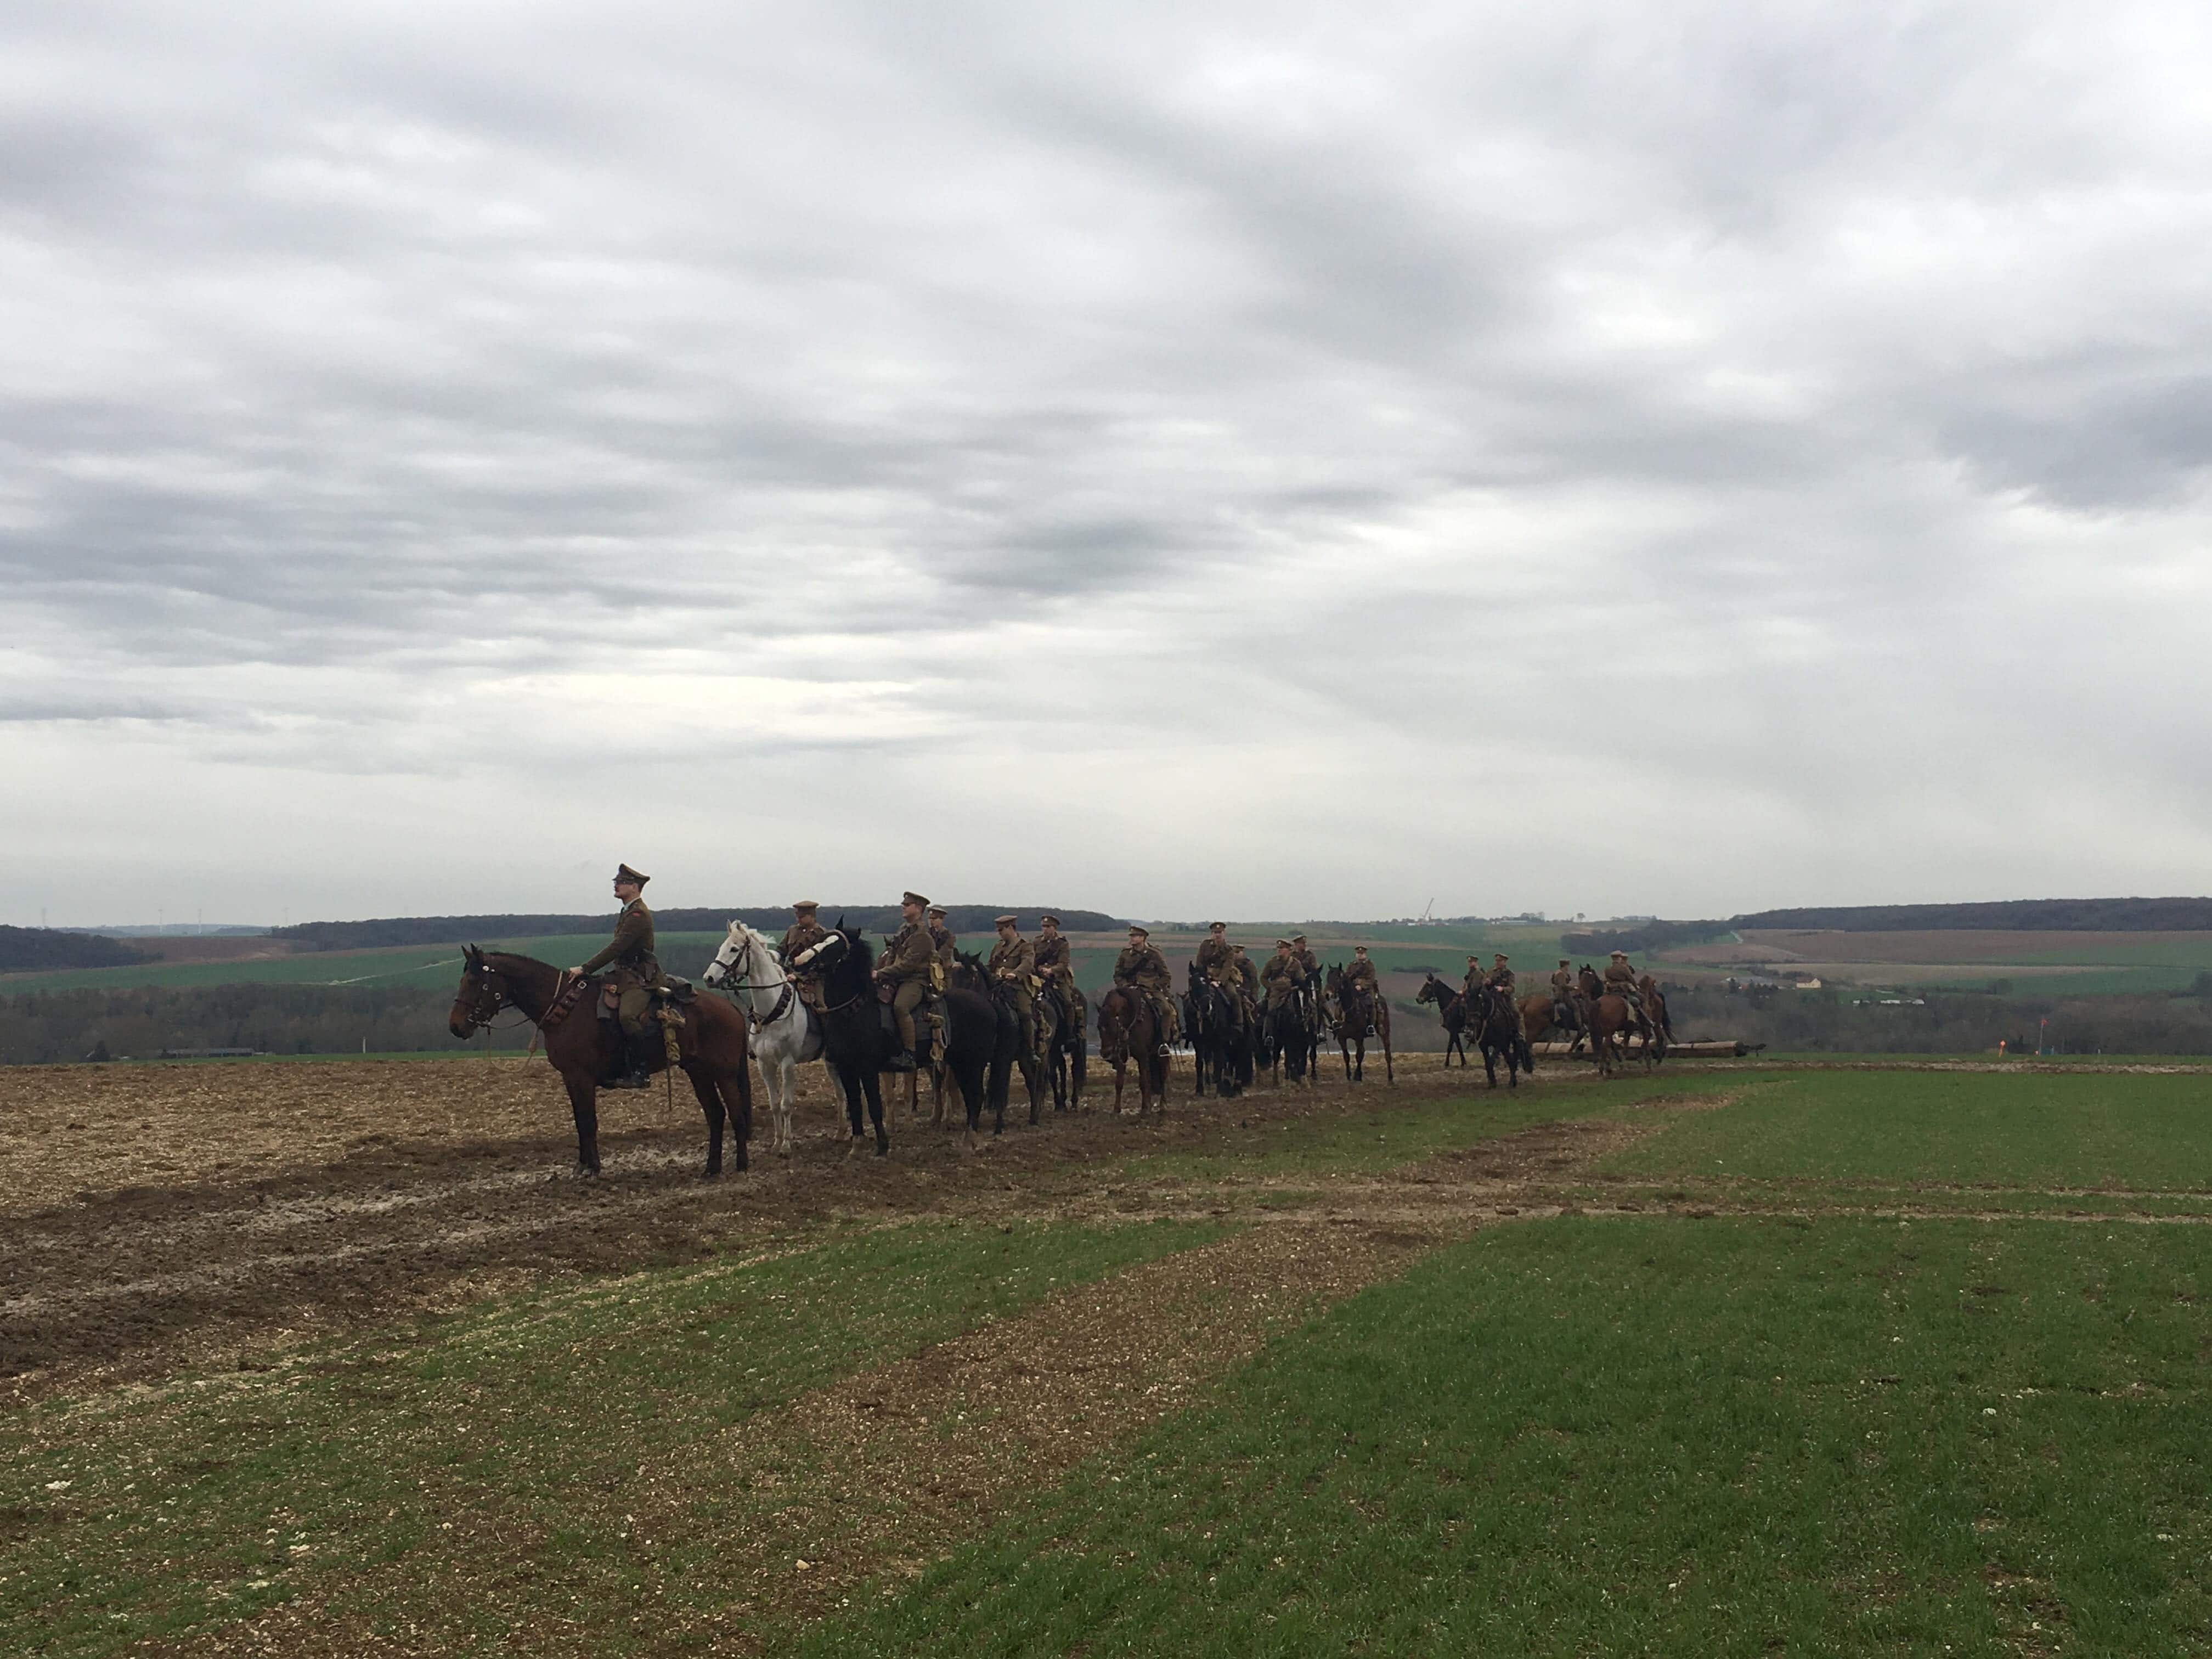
top-left (2, 1216), bottom-right (1225, 1657)
top-left (1600, 1070), bottom-right (2212, 1192)
top-left (805, 1215), bottom-right (2212, 1656)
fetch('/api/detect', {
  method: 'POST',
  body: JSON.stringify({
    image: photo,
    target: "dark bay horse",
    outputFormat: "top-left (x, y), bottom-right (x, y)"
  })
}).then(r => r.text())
top-left (807, 926), bottom-right (893, 1154)
top-left (1034, 980), bottom-right (1088, 1111)
top-left (1324, 967), bottom-right (1395, 1084)
top-left (947, 952), bottom-right (1031, 1140)
top-left (1184, 964), bottom-right (1250, 1099)
top-left (1466, 982), bottom-right (1532, 1089)
top-left (1096, 986), bottom-right (1168, 1115)
top-left (1415, 973), bottom-right (1471, 1067)
top-left (448, 947), bottom-right (752, 1177)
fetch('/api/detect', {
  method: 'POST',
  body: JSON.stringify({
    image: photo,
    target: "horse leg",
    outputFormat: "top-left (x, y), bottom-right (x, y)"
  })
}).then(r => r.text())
top-left (863, 1068), bottom-right (889, 1155)
top-left (686, 1066), bottom-right (726, 1178)
top-left (561, 1071), bottom-right (602, 1176)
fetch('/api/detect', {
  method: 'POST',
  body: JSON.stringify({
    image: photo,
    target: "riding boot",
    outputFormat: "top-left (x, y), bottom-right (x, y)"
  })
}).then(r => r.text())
top-left (612, 1031), bottom-right (654, 1089)
top-left (886, 1049), bottom-right (918, 1072)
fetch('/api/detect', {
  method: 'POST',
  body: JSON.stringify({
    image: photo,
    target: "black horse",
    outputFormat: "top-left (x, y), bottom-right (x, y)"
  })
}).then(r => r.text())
top-left (1184, 963), bottom-right (1252, 1099)
top-left (948, 951), bottom-right (1036, 1132)
top-left (810, 925), bottom-right (891, 1154)
top-left (1466, 981), bottom-right (1533, 1089)
top-left (1033, 979), bottom-right (1088, 1111)
top-left (1261, 975), bottom-right (1322, 1086)
top-left (1415, 973), bottom-right (1472, 1068)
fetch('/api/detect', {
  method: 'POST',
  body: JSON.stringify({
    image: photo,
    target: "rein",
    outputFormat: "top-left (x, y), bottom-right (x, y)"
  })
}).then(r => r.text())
top-left (713, 934), bottom-right (800, 1032)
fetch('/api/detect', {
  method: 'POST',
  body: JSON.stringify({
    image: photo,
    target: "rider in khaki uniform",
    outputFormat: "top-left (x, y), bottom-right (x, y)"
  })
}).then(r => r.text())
top-left (1233, 943), bottom-right (1259, 1002)
top-left (1112, 925), bottom-right (1178, 1056)
top-left (574, 863), bottom-right (662, 1088)
top-left (876, 891), bottom-right (935, 1069)
top-left (1486, 953), bottom-right (1514, 997)
top-left (987, 915), bottom-right (1037, 1059)
top-left (1261, 939), bottom-right (1304, 1009)
top-left (1604, 950), bottom-right (1642, 1003)
top-left (1194, 922), bottom-right (1246, 1029)
top-left (927, 906), bottom-right (956, 973)
top-left (1291, 934), bottom-right (1318, 980)
top-left (1342, 945), bottom-right (1380, 1000)
top-left (780, 901), bottom-right (831, 1009)
top-left (1462, 954), bottom-right (1486, 1003)
top-left (1032, 913), bottom-right (1075, 1027)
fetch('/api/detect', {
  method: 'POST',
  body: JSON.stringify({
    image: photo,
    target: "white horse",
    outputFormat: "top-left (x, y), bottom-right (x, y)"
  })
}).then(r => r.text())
top-left (702, 921), bottom-right (822, 1157)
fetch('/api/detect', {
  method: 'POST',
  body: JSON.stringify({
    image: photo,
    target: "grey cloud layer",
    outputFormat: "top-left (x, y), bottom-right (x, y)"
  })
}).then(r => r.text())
top-left (5, 0), bottom-right (2211, 923)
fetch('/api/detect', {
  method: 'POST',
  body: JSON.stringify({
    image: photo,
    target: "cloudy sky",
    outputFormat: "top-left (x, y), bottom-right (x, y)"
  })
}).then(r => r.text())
top-left (7, 1), bottom-right (2211, 927)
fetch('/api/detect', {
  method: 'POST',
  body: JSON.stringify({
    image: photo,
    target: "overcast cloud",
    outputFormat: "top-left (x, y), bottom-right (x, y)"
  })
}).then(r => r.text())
top-left (7, 0), bottom-right (2211, 927)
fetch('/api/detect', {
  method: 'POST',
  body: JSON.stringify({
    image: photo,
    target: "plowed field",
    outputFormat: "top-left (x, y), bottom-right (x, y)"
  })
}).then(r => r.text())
top-left (0, 1052), bottom-right (1611, 1402)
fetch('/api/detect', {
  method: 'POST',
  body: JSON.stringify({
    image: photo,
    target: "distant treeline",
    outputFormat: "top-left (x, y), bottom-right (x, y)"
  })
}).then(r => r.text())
top-left (1561, 920), bottom-right (1733, 957)
top-left (1731, 897), bottom-right (2212, 932)
top-left (273, 905), bottom-right (1126, 951)
top-left (0, 926), bottom-right (154, 973)
top-left (1, 983), bottom-right (521, 1065)
top-left (1663, 983), bottom-right (2212, 1056)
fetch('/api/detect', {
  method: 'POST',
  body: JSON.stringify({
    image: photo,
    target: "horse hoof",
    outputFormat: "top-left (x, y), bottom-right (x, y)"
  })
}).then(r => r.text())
top-left (699, 1166), bottom-right (721, 1182)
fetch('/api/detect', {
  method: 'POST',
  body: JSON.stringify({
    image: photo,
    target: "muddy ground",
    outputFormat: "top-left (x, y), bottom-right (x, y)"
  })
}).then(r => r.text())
top-left (0, 1049), bottom-right (1648, 1403)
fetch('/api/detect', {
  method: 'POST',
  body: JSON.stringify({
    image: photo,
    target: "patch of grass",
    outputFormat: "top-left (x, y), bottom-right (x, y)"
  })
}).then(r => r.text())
top-left (803, 1216), bottom-right (2212, 1655)
top-left (1602, 1070), bottom-right (2212, 1193)
top-left (0, 1217), bottom-right (1226, 1656)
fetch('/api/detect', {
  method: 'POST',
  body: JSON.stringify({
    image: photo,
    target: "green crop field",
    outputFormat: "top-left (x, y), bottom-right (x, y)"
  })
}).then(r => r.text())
top-left (0, 933), bottom-right (735, 996)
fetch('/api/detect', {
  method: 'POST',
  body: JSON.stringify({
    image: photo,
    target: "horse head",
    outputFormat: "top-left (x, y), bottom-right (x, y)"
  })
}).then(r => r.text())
top-left (1415, 973), bottom-right (1442, 1006)
top-left (449, 944), bottom-right (502, 1038)
top-left (702, 919), bottom-right (749, 989)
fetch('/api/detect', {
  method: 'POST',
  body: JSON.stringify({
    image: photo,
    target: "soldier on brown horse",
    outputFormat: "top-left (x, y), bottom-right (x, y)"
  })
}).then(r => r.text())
top-left (448, 946), bottom-right (753, 1178)
top-left (1325, 956), bottom-right (1395, 1084)
top-left (1578, 962), bottom-right (1667, 1075)
top-left (1097, 985), bottom-right (1169, 1115)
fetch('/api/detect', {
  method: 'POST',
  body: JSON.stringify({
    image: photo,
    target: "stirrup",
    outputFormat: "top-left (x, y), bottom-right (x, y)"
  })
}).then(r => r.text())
top-left (886, 1051), bottom-right (918, 1072)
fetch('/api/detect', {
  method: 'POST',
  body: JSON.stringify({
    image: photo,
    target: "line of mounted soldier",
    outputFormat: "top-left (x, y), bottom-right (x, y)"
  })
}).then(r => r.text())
top-left (562, 863), bottom-right (1668, 1097)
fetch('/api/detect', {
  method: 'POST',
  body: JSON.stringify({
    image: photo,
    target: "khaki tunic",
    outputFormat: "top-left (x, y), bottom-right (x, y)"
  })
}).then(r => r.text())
top-left (1604, 964), bottom-right (1641, 1002)
top-left (1033, 932), bottom-right (1070, 980)
top-left (780, 918), bottom-right (830, 963)
top-left (1550, 968), bottom-right (1575, 997)
top-left (582, 899), bottom-right (659, 1037)
top-left (1194, 936), bottom-right (1234, 982)
top-left (1488, 968), bottom-right (1515, 997)
top-left (1113, 944), bottom-right (1171, 995)
top-left (1294, 948), bottom-right (1319, 978)
top-left (878, 922), bottom-right (936, 985)
top-left (928, 922), bottom-right (955, 970)
top-left (1342, 958), bottom-right (1379, 994)
top-left (582, 899), bottom-right (657, 977)
top-left (988, 935), bottom-right (1036, 985)
top-left (1261, 955), bottom-right (1304, 1010)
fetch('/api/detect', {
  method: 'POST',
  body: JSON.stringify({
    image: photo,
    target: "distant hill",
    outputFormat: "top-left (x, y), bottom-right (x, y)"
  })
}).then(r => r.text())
top-left (1731, 898), bottom-right (2212, 932)
top-left (272, 905), bottom-right (1127, 952)
top-left (1562, 919), bottom-right (1733, 956)
top-left (0, 926), bottom-right (155, 973)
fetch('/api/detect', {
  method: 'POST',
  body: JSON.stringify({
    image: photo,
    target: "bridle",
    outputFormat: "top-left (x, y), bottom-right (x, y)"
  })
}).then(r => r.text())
top-left (457, 961), bottom-right (545, 1036)
top-left (709, 929), bottom-right (800, 1031)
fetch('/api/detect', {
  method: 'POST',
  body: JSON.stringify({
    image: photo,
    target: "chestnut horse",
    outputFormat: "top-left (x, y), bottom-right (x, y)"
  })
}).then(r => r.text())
top-left (448, 947), bottom-right (752, 1177)
top-left (1096, 986), bottom-right (1169, 1115)
top-left (1576, 966), bottom-right (1664, 1076)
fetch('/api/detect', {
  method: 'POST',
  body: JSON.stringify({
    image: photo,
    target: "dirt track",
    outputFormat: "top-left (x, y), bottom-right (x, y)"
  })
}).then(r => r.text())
top-left (0, 1052), bottom-right (1628, 1403)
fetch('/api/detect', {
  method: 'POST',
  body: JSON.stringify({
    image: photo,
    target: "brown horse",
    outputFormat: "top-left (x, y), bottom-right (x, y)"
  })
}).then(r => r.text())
top-left (1576, 966), bottom-right (1661, 1076)
top-left (1096, 986), bottom-right (1169, 1115)
top-left (1324, 967), bottom-right (1394, 1084)
top-left (449, 947), bottom-right (753, 1177)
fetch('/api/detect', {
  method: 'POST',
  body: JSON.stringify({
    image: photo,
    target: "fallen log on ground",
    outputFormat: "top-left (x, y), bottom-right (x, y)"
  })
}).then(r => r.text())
top-left (1529, 1039), bottom-right (1764, 1059)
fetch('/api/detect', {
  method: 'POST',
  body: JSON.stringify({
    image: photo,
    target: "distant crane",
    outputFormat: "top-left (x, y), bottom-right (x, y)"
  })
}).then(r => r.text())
top-left (1417, 898), bottom-right (1435, 925)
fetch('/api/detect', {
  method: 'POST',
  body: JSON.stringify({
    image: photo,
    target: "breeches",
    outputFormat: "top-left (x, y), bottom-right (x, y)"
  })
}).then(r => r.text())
top-left (1007, 992), bottom-right (1036, 1057)
top-left (616, 980), bottom-right (653, 1037)
top-left (891, 979), bottom-right (925, 1050)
